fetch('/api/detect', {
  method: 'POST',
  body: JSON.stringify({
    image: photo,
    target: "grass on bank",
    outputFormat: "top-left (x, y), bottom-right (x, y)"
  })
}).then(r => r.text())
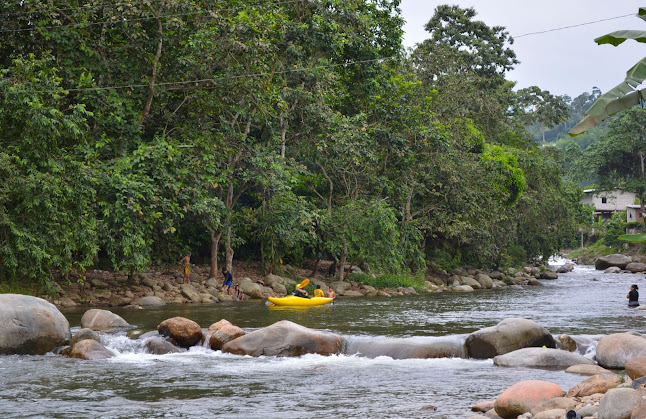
top-left (0, 279), bottom-right (40, 296)
top-left (348, 272), bottom-right (425, 291)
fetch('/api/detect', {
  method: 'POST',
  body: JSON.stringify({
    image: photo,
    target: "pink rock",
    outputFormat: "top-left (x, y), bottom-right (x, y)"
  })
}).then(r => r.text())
top-left (494, 380), bottom-right (564, 419)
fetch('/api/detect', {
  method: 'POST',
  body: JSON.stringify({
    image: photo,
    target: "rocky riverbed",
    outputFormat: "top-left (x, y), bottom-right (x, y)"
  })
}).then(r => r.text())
top-left (4, 293), bottom-right (646, 418)
top-left (43, 260), bottom-right (568, 309)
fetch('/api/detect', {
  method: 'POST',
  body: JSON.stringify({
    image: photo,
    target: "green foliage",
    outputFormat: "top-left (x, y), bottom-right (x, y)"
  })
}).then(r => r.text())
top-left (348, 272), bottom-right (425, 291)
top-left (602, 212), bottom-right (629, 247)
top-left (0, 0), bottom-right (584, 284)
top-left (481, 144), bottom-right (526, 206)
top-left (570, 7), bottom-right (646, 136)
top-left (499, 245), bottom-right (528, 269)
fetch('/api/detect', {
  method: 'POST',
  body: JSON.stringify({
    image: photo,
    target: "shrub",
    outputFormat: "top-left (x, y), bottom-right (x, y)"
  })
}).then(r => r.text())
top-left (348, 272), bottom-right (425, 291)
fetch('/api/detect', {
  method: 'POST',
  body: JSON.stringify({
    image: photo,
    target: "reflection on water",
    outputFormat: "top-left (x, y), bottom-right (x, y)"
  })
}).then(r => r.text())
top-left (2, 263), bottom-right (646, 418)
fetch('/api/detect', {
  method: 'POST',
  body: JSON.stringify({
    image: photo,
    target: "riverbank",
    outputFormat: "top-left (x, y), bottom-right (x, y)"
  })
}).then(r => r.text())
top-left (42, 258), bottom-right (564, 309)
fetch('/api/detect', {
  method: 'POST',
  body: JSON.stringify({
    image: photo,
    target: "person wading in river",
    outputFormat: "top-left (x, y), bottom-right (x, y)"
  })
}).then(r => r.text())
top-left (628, 284), bottom-right (640, 307)
top-left (222, 267), bottom-right (233, 295)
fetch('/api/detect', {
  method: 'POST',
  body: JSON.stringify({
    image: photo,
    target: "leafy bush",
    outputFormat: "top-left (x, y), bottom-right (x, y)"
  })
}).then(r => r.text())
top-left (348, 272), bottom-right (425, 290)
top-left (602, 212), bottom-right (628, 247)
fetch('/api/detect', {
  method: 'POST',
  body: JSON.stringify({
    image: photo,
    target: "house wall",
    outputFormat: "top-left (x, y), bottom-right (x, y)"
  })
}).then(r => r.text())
top-left (627, 206), bottom-right (644, 223)
top-left (582, 190), bottom-right (636, 212)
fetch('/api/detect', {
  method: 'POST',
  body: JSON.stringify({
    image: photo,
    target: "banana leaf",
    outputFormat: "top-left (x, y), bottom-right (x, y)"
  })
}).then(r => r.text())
top-left (619, 233), bottom-right (646, 243)
top-left (595, 30), bottom-right (646, 46)
top-left (569, 8), bottom-right (646, 136)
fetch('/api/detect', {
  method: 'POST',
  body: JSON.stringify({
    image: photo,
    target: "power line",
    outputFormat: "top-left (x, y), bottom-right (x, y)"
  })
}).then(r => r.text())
top-left (514, 13), bottom-right (635, 39)
top-left (16, 56), bottom-right (396, 94)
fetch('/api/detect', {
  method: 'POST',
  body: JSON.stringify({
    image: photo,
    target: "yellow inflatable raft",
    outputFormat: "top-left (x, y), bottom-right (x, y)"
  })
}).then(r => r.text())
top-left (267, 296), bottom-right (333, 306)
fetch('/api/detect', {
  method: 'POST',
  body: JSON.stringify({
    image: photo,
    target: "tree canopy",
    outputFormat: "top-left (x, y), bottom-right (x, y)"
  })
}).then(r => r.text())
top-left (0, 1), bottom-right (584, 284)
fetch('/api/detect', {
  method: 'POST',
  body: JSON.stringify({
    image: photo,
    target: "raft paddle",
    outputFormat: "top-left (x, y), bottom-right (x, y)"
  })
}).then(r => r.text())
top-left (296, 278), bottom-right (310, 289)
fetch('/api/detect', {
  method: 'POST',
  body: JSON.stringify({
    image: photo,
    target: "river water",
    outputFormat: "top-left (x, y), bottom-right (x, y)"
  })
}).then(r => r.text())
top-left (1, 262), bottom-right (645, 418)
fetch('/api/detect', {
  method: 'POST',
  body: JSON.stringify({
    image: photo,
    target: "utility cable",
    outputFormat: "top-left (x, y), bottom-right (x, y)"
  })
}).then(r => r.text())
top-left (514, 13), bottom-right (635, 39)
top-left (13, 56), bottom-right (396, 94)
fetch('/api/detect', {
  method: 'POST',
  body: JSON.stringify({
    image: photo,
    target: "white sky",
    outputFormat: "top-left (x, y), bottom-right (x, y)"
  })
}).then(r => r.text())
top-left (400, 0), bottom-right (646, 98)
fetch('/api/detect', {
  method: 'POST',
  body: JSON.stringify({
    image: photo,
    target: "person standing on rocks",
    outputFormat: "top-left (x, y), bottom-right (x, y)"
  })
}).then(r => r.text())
top-left (180, 253), bottom-right (191, 284)
top-left (627, 284), bottom-right (639, 307)
top-left (222, 267), bottom-right (233, 295)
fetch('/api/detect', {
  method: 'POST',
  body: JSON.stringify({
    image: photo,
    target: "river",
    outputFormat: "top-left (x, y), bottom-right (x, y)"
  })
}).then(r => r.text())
top-left (1, 262), bottom-right (645, 418)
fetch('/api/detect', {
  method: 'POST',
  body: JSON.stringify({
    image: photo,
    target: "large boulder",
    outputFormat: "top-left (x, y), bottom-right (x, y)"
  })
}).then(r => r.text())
top-left (625, 262), bottom-right (646, 273)
top-left (597, 388), bottom-right (642, 419)
top-left (347, 337), bottom-right (466, 359)
top-left (493, 347), bottom-right (594, 370)
top-left (460, 276), bottom-right (482, 289)
top-left (466, 318), bottom-right (556, 359)
top-left (474, 274), bottom-right (494, 289)
top-left (208, 319), bottom-right (245, 350)
top-left (330, 281), bottom-right (352, 295)
top-left (157, 317), bottom-right (203, 348)
top-left (566, 374), bottom-right (621, 397)
top-left (596, 333), bottom-right (646, 369)
top-left (67, 339), bottom-right (114, 360)
top-left (595, 254), bottom-right (632, 270)
top-left (132, 296), bottom-right (166, 307)
top-left (539, 271), bottom-right (559, 280)
top-left (494, 380), bottom-right (564, 419)
top-left (0, 294), bottom-right (71, 355)
top-left (145, 337), bottom-right (180, 355)
top-left (81, 309), bottom-right (130, 331)
top-left (238, 278), bottom-right (264, 299)
top-left (222, 320), bottom-right (345, 357)
top-left (625, 356), bottom-right (646, 379)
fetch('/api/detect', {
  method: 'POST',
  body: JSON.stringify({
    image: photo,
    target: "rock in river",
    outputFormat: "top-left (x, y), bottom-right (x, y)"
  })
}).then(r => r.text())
top-left (222, 320), bottom-right (345, 357)
top-left (494, 380), bottom-right (564, 419)
top-left (466, 318), bottom-right (556, 359)
top-left (81, 309), bottom-right (131, 331)
top-left (594, 254), bottom-right (632, 270)
top-left (67, 339), bottom-right (114, 360)
top-left (0, 294), bottom-right (71, 355)
top-left (493, 347), bottom-right (594, 369)
top-left (157, 317), bottom-right (203, 348)
top-left (595, 333), bottom-right (646, 369)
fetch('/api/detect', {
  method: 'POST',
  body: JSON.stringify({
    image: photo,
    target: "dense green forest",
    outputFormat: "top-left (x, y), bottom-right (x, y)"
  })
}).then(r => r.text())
top-left (0, 1), bottom-right (589, 285)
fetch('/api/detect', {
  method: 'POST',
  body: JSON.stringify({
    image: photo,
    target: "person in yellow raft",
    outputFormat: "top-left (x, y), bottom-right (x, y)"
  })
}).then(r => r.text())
top-left (314, 284), bottom-right (324, 297)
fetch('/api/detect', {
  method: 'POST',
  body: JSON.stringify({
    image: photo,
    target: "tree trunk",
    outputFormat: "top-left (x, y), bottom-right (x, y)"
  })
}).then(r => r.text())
top-left (338, 241), bottom-right (347, 280)
top-left (209, 230), bottom-right (222, 278)
top-left (225, 224), bottom-right (234, 270)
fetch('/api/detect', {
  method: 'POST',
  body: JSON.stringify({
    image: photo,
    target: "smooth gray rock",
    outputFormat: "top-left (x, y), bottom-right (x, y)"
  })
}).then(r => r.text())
top-left (493, 347), bottom-right (594, 369)
top-left (0, 294), bottom-right (71, 355)
top-left (595, 333), bottom-right (646, 369)
top-left (595, 254), bottom-right (632, 270)
top-left (67, 339), bottom-right (114, 360)
top-left (222, 320), bottom-right (345, 357)
top-left (597, 388), bottom-right (641, 419)
top-left (466, 318), bottom-right (556, 359)
top-left (625, 262), bottom-right (646, 273)
top-left (145, 337), bottom-right (180, 354)
top-left (604, 266), bottom-right (622, 274)
top-left (81, 309), bottom-right (130, 331)
top-left (133, 296), bottom-right (166, 306)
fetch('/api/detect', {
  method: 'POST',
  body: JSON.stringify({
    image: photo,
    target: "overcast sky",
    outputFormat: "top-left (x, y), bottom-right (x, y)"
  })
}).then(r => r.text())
top-left (400, 0), bottom-right (646, 98)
